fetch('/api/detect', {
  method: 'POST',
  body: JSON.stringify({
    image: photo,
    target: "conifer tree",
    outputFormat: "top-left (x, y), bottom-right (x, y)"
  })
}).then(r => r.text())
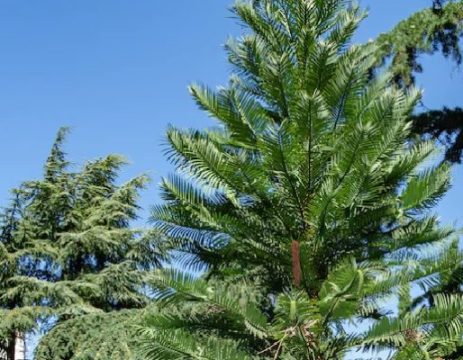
top-left (152, 0), bottom-right (453, 297)
top-left (139, 0), bottom-right (463, 358)
top-left (0, 128), bottom-right (165, 359)
top-left (374, 0), bottom-right (463, 163)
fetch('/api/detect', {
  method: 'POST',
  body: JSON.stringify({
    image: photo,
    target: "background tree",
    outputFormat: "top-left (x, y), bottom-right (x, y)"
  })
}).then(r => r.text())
top-left (374, 0), bottom-right (463, 163)
top-left (0, 128), bottom-right (166, 359)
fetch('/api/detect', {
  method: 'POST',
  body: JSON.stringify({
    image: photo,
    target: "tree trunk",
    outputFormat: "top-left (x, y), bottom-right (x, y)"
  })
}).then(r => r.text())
top-left (3, 332), bottom-right (25, 360)
top-left (291, 240), bottom-right (302, 288)
top-left (5, 335), bottom-right (15, 360)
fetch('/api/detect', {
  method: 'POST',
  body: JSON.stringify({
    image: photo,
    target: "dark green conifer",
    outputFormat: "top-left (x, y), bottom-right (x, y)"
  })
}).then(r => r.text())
top-left (0, 128), bottom-right (165, 359)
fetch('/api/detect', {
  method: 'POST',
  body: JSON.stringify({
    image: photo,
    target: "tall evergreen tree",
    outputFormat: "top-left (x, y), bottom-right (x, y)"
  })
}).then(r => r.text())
top-left (0, 128), bottom-right (166, 359)
top-left (139, 0), bottom-right (463, 358)
top-left (152, 0), bottom-right (452, 296)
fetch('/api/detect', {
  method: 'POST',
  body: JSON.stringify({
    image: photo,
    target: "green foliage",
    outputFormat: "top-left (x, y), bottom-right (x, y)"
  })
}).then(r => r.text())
top-left (2, 1), bottom-right (463, 359)
top-left (152, 0), bottom-right (453, 296)
top-left (364, 293), bottom-right (463, 359)
top-left (141, 0), bottom-right (463, 359)
top-left (374, 1), bottom-right (463, 163)
top-left (35, 310), bottom-right (142, 360)
top-left (0, 129), bottom-right (166, 358)
top-left (138, 264), bottom-right (463, 359)
top-left (375, 1), bottom-right (463, 86)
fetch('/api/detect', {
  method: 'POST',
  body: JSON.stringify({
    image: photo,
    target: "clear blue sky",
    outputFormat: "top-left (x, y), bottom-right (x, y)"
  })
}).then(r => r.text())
top-left (1, 1), bottom-right (462, 359)
top-left (0, 0), bottom-right (462, 225)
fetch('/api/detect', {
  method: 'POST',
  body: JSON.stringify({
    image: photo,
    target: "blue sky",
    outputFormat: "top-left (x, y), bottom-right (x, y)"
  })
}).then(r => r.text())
top-left (0, 0), bottom-right (462, 227)
top-left (0, 1), bottom-right (462, 359)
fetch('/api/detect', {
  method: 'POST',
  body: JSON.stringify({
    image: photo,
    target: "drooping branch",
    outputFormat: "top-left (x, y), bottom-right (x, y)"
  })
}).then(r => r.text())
top-left (374, 1), bottom-right (463, 87)
top-left (373, 1), bottom-right (463, 163)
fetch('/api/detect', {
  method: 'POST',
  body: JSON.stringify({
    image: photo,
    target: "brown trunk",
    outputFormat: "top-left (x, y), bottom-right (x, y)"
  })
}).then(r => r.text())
top-left (291, 240), bottom-right (302, 288)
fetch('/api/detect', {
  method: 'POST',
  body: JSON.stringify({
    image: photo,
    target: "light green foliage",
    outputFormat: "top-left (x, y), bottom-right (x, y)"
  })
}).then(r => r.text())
top-left (364, 293), bottom-right (463, 359)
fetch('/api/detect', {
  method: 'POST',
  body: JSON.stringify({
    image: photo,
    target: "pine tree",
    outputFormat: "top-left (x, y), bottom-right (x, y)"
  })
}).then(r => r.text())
top-left (139, 0), bottom-right (463, 358)
top-left (0, 128), bottom-right (166, 359)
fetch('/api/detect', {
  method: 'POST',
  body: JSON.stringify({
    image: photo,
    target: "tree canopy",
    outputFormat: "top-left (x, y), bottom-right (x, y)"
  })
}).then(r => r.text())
top-left (1, 1), bottom-right (463, 359)
top-left (0, 128), bottom-right (166, 359)
top-left (138, 0), bottom-right (463, 358)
